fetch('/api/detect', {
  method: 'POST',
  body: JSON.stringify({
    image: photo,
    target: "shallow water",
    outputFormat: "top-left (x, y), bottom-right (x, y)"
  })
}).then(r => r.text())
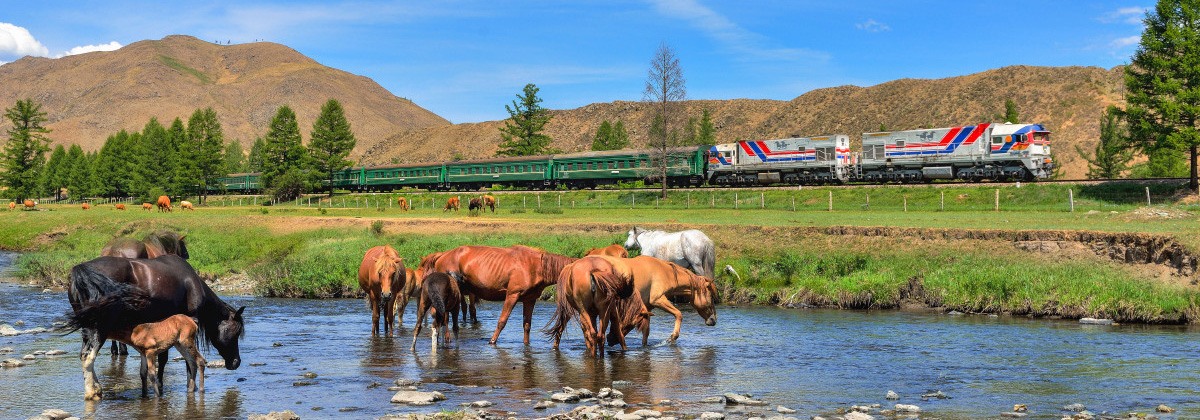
top-left (1, 252), bottom-right (1198, 419)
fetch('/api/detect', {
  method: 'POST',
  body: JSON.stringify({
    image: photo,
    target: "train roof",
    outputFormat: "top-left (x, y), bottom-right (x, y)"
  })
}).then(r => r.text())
top-left (222, 172), bottom-right (260, 177)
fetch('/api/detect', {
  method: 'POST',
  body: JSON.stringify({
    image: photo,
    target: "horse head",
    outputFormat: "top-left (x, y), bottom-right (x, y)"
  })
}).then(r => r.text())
top-left (376, 256), bottom-right (404, 304)
top-left (692, 275), bottom-right (718, 327)
top-left (209, 305), bottom-right (245, 370)
top-left (623, 227), bottom-right (645, 250)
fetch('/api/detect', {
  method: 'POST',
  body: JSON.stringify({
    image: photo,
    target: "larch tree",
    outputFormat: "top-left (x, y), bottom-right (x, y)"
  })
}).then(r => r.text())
top-left (0, 99), bottom-right (52, 201)
top-left (41, 145), bottom-right (67, 200)
top-left (224, 140), bottom-right (246, 174)
top-left (181, 108), bottom-right (226, 203)
top-left (1077, 105), bottom-right (1135, 179)
top-left (308, 99), bottom-right (357, 196)
top-left (643, 42), bottom-right (687, 198)
top-left (497, 83), bottom-right (555, 156)
top-left (262, 105), bottom-right (308, 201)
top-left (66, 145), bottom-right (91, 199)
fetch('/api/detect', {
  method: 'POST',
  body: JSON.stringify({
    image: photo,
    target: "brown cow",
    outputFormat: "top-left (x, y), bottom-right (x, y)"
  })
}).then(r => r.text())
top-left (142, 203), bottom-right (152, 211)
top-left (157, 196), bottom-right (172, 213)
top-left (114, 204), bottom-right (126, 210)
top-left (468, 197), bottom-right (484, 211)
top-left (181, 201), bottom-right (194, 211)
top-left (7, 202), bottom-right (14, 211)
top-left (82, 203), bottom-right (91, 210)
top-left (443, 197), bottom-right (460, 212)
top-left (482, 195), bottom-right (496, 212)
top-left (397, 197), bottom-right (410, 211)
top-left (24, 200), bottom-right (35, 210)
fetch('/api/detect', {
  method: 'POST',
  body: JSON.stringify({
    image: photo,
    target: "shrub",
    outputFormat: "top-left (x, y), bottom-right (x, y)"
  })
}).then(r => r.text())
top-left (509, 208), bottom-right (527, 214)
top-left (259, 208), bottom-right (269, 215)
top-left (370, 220), bottom-right (384, 236)
top-left (533, 207), bottom-right (562, 214)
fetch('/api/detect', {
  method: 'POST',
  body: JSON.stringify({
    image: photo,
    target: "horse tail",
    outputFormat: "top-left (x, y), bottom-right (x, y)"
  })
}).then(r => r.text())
top-left (428, 278), bottom-right (449, 329)
top-left (616, 288), bottom-right (650, 335)
top-left (69, 263), bottom-right (136, 305)
top-left (62, 291), bottom-right (151, 334)
top-left (542, 266), bottom-right (576, 341)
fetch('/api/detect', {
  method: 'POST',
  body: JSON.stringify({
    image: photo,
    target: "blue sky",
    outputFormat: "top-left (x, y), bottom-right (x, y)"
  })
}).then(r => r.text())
top-left (0, 1), bottom-right (1148, 124)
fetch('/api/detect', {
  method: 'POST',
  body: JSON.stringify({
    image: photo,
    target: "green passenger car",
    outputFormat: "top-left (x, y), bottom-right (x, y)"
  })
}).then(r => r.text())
top-left (360, 163), bottom-right (445, 191)
top-left (445, 156), bottom-right (553, 190)
top-left (550, 146), bottom-right (706, 188)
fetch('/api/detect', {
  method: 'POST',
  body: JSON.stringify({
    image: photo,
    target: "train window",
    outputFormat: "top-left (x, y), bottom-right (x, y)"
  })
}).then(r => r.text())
top-left (895, 139), bottom-right (905, 147)
top-left (798, 146), bottom-right (807, 153)
top-left (992, 136), bottom-right (1004, 145)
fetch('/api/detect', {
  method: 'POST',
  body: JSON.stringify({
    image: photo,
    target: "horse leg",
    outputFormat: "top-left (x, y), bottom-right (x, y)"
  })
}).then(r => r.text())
top-left (488, 294), bottom-right (520, 345)
top-left (410, 299), bottom-right (428, 351)
top-left (578, 308), bottom-right (598, 356)
top-left (521, 298), bottom-right (537, 345)
top-left (396, 290), bottom-right (409, 326)
top-left (451, 303), bottom-right (460, 345)
top-left (469, 294), bottom-right (478, 323)
top-left (144, 349), bottom-right (163, 397)
top-left (139, 351), bottom-right (150, 396)
top-left (119, 342), bottom-right (128, 355)
top-left (654, 297), bottom-right (684, 342)
top-left (384, 295), bottom-right (396, 337)
top-left (80, 328), bottom-right (104, 400)
top-left (370, 295), bottom-right (381, 336)
top-left (178, 343), bottom-right (197, 394)
top-left (156, 351), bottom-right (168, 388)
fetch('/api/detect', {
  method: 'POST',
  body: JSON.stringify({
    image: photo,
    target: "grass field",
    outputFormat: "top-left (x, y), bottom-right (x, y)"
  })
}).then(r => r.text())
top-left (5, 181), bottom-right (1200, 324)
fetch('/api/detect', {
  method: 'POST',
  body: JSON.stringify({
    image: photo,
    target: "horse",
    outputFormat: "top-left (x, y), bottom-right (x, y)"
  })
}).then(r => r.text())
top-left (584, 244), bottom-right (629, 258)
top-left (181, 201), bottom-right (194, 211)
top-left (443, 197), bottom-right (460, 212)
top-left (157, 196), bottom-right (172, 213)
top-left (67, 255), bottom-right (244, 400)
top-left (421, 245), bottom-right (574, 344)
top-left (410, 272), bottom-right (461, 352)
top-left (114, 204), bottom-right (126, 211)
top-left (468, 197), bottom-right (484, 211)
top-left (394, 267), bottom-right (421, 325)
top-left (100, 230), bottom-right (191, 355)
top-left (396, 197), bottom-right (410, 211)
top-left (482, 195), bottom-right (496, 212)
top-left (603, 256), bottom-right (718, 345)
top-left (142, 203), bottom-right (152, 211)
top-left (7, 202), bottom-right (13, 210)
top-left (624, 227), bottom-right (716, 278)
top-left (357, 246), bottom-right (405, 336)
top-left (23, 200), bottom-right (34, 210)
top-left (65, 310), bottom-right (205, 397)
top-left (544, 256), bottom-right (650, 356)
top-left (82, 203), bottom-right (91, 210)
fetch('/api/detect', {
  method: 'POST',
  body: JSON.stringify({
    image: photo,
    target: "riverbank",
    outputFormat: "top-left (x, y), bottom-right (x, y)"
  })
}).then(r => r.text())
top-left (3, 204), bottom-right (1199, 324)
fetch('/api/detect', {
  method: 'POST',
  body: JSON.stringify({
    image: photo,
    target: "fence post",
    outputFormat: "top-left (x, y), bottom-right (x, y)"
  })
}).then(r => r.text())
top-left (994, 189), bottom-right (999, 212)
top-left (761, 192), bottom-right (764, 209)
top-left (904, 196), bottom-right (908, 212)
top-left (572, 200), bottom-right (575, 209)
top-left (792, 197), bottom-right (796, 212)
top-left (940, 191), bottom-right (944, 211)
top-left (656, 198), bottom-right (659, 209)
top-left (1146, 186), bottom-right (1151, 206)
top-left (600, 197), bottom-right (602, 209)
top-left (1069, 189), bottom-right (1075, 212)
top-left (865, 194), bottom-right (869, 210)
top-left (735, 193), bottom-right (738, 210)
top-left (558, 195), bottom-right (561, 207)
top-left (538, 195), bottom-right (541, 208)
top-left (632, 194), bottom-right (635, 209)
top-left (687, 192), bottom-right (691, 209)
top-left (712, 194), bottom-right (715, 208)
top-left (828, 190), bottom-right (833, 211)
top-left (523, 196), bottom-right (526, 209)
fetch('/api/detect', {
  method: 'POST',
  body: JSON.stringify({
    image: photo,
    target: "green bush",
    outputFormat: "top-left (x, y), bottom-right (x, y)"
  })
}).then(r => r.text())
top-left (370, 220), bottom-right (384, 236)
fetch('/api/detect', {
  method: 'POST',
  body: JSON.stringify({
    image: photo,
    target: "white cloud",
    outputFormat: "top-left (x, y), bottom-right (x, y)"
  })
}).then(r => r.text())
top-left (1111, 35), bottom-right (1141, 48)
top-left (0, 22), bottom-right (49, 57)
top-left (56, 41), bottom-right (122, 58)
top-left (856, 19), bottom-right (890, 32)
top-left (1101, 6), bottom-right (1149, 24)
top-left (646, 0), bottom-right (828, 62)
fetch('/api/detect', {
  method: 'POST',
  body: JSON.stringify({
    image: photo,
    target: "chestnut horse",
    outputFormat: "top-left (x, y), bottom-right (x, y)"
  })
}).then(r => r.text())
top-left (545, 256), bottom-right (650, 356)
top-left (65, 311), bottom-right (205, 397)
top-left (397, 197), bottom-right (410, 211)
top-left (82, 203), bottom-right (91, 210)
top-left (410, 272), bottom-right (461, 352)
top-left (23, 200), bottom-right (34, 209)
top-left (394, 267), bottom-right (421, 325)
top-left (181, 201), bottom-right (194, 211)
top-left (482, 195), bottom-right (496, 212)
top-left (114, 204), bottom-right (126, 210)
top-left (358, 246), bottom-right (405, 336)
top-left (142, 203), bottom-right (152, 211)
top-left (606, 256), bottom-right (718, 345)
top-left (421, 245), bottom-right (573, 344)
top-left (157, 196), bottom-right (172, 212)
top-left (7, 202), bottom-right (14, 210)
top-left (443, 197), bottom-right (459, 212)
top-left (584, 244), bottom-right (629, 258)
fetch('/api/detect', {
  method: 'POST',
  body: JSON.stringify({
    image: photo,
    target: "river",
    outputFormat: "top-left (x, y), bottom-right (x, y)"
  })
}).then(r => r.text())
top-left (1, 252), bottom-right (1197, 419)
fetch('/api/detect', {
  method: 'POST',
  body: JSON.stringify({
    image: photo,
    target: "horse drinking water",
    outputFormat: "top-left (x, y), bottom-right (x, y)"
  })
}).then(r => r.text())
top-left (65, 309), bottom-right (205, 397)
top-left (544, 256), bottom-right (650, 356)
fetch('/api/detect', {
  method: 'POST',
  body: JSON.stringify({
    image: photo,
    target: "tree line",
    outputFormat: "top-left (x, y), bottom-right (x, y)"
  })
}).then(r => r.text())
top-left (0, 98), bottom-right (356, 203)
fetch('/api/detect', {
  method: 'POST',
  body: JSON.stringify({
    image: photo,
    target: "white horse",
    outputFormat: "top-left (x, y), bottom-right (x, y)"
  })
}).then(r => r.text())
top-left (623, 227), bottom-right (716, 278)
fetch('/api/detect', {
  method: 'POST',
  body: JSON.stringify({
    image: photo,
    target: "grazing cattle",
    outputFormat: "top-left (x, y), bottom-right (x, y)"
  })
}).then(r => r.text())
top-left (180, 201), bottom-right (194, 211)
top-left (605, 256), bottom-right (719, 345)
top-left (114, 204), bottom-right (126, 211)
top-left (358, 246), bottom-right (406, 336)
top-left (419, 245), bottom-right (573, 344)
top-left (8, 202), bottom-right (14, 211)
top-left (468, 197), bottom-right (484, 211)
top-left (156, 196), bottom-right (172, 213)
top-left (81, 203), bottom-right (91, 211)
top-left (545, 256), bottom-right (650, 356)
top-left (443, 197), bottom-right (460, 212)
top-left (482, 195), bottom-right (496, 212)
top-left (410, 272), bottom-right (462, 352)
top-left (65, 312), bottom-right (205, 397)
top-left (624, 227), bottom-right (717, 278)
top-left (397, 197), bottom-right (410, 211)
top-left (584, 244), bottom-right (629, 259)
top-left (142, 203), bottom-right (152, 211)
top-left (24, 200), bottom-right (35, 210)
top-left (67, 256), bottom-right (245, 400)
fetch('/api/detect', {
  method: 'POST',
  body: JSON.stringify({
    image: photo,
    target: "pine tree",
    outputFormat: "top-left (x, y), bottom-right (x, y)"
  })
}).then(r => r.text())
top-left (497, 83), bottom-right (555, 156)
top-left (139, 117), bottom-right (177, 198)
top-left (696, 109), bottom-right (716, 145)
top-left (1, 99), bottom-right (52, 201)
top-left (41, 145), bottom-right (67, 200)
top-left (1077, 105), bottom-right (1135, 179)
top-left (1003, 99), bottom-right (1020, 123)
top-left (262, 105), bottom-right (308, 200)
top-left (66, 145), bottom-right (90, 199)
top-left (308, 99), bottom-right (357, 196)
top-left (611, 120), bottom-right (630, 150)
top-left (247, 137), bottom-right (266, 173)
top-left (165, 117), bottom-right (187, 198)
top-left (591, 120), bottom-right (614, 151)
top-left (181, 108), bottom-right (226, 203)
top-left (1125, 0), bottom-right (1200, 190)
top-left (224, 141), bottom-right (246, 174)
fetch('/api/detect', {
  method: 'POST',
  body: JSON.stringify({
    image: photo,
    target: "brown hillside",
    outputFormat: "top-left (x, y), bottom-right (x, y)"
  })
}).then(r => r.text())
top-left (366, 65), bottom-right (1124, 179)
top-left (0, 35), bottom-right (449, 155)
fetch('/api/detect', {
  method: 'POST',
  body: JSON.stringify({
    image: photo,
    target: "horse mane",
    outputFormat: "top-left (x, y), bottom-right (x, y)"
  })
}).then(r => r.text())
top-left (418, 251), bottom-right (445, 275)
top-left (614, 288), bottom-right (650, 335)
top-left (373, 255), bottom-right (399, 276)
top-left (538, 252), bottom-right (576, 285)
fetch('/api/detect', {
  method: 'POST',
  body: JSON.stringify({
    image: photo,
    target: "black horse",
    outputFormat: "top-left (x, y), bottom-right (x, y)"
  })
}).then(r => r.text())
top-left (68, 255), bottom-right (244, 400)
top-left (99, 230), bottom-right (191, 355)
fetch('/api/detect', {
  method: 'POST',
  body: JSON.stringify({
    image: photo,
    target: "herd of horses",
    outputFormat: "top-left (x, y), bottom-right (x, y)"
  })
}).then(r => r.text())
top-left (57, 223), bottom-right (717, 401)
top-left (435, 195), bottom-right (497, 212)
top-left (7, 196), bottom-right (195, 212)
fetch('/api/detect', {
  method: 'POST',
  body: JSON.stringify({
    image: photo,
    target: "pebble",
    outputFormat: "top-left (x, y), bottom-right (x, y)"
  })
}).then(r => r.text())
top-left (390, 390), bottom-right (446, 405)
top-left (462, 401), bottom-right (493, 408)
top-left (699, 412), bottom-right (725, 420)
top-left (41, 409), bottom-right (71, 420)
top-left (207, 360), bottom-right (225, 368)
top-left (632, 409), bottom-right (662, 417)
top-left (248, 410), bottom-right (300, 420)
top-left (250, 362), bottom-right (266, 367)
top-left (1156, 405), bottom-right (1174, 413)
top-left (603, 399), bottom-right (628, 408)
top-left (395, 378), bottom-right (422, 386)
top-left (843, 412), bottom-right (874, 420)
top-left (551, 392), bottom-right (580, 403)
top-left (13, 321), bottom-right (24, 326)
top-left (724, 392), bottom-right (766, 406)
top-left (22, 354), bottom-right (35, 360)
top-left (0, 347), bottom-right (12, 354)
top-left (292, 380), bottom-right (318, 386)
top-left (1, 358), bottom-right (25, 368)
top-left (700, 396), bottom-right (725, 404)
top-left (894, 404), bottom-right (920, 412)
top-left (885, 391), bottom-right (900, 400)
top-left (776, 406), bottom-right (795, 414)
top-left (921, 391), bottom-right (950, 399)
top-left (614, 413), bottom-right (642, 420)
top-left (612, 380), bottom-right (633, 388)
top-left (32, 350), bottom-right (45, 355)
top-left (1079, 318), bottom-right (1114, 325)
top-left (301, 372), bottom-right (317, 379)
top-left (367, 382), bottom-right (382, 389)
top-left (1063, 404), bottom-right (1086, 412)
top-left (1000, 412), bottom-right (1028, 418)
top-left (338, 407), bottom-right (362, 412)
top-left (534, 401), bottom-right (556, 410)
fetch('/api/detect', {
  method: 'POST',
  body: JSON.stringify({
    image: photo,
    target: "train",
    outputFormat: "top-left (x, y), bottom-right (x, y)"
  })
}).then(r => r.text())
top-left (214, 122), bottom-right (1052, 193)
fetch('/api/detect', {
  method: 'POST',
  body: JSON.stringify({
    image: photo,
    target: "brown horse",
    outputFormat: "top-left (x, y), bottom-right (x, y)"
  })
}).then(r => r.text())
top-left (7, 202), bottom-right (14, 210)
top-left (114, 204), bottom-right (126, 211)
top-left (443, 197), bottom-right (460, 212)
top-left (142, 203), bottom-right (152, 211)
top-left (585, 244), bottom-right (629, 258)
top-left (394, 267), bottom-right (421, 325)
top-left (604, 256), bottom-right (719, 345)
top-left (100, 230), bottom-right (190, 355)
top-left (545, 256), bottom-right (650, 356)
top-left (482, 195), bottom-right (496, 212)
top-left (157, 196), bottom-right (172, 213)
top-left (422, 245), bottom-right (573, 344)
top-left (468, 197), bottom-right (484, 211)
top-left (358, 246), bottom-right (405, 336)
top-left (23, 200), bottom-right (34, 210)
top-left (65, 311), bottom-right (205, 397)
top-left (397, 197), bottom-right (410, 211)
top-left (181, 201), bottom-right (194, 211)
top-left (82, 203), bottom-right (91, 210)
top-left (410, 272), bottom-right (461, 352)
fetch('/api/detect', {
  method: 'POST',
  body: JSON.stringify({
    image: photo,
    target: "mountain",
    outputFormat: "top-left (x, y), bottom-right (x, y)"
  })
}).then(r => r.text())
top-left (0, 35), bottom-right (449, 155)
top-left (366, 65), bottom-right (1124, 179)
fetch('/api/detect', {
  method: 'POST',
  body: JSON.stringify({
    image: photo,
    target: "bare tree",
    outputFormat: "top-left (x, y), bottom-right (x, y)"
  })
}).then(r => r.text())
top-left (642, 42), bottom-right (686, 198)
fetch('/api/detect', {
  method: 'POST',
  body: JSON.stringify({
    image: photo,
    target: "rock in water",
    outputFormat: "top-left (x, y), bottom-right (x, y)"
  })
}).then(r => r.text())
top-left (612, 380), bottom-right (633, 388)
top-left (41, 409), bottom-right (71, 420)
top-left (724, 393), bottom-right (766, 406)
top-left (1062, 403), bottom-right (1085, 412)
top-left (603, 399), bottom-right (627, 408)
top-left (893, 404), bottom-right (920, 412)
top-left (999, 413), bottom-right (1028, 418)
top-left (45, 350), bottom-right (67, 356)
top-left (843, 412), bottom-right (874, 420)
top-left (390, 390), bottom-right (446, 405)
top-left (0, 324), bottom-right (18, 336)
top-left (1079, 318), bottom-right (1114, 325)
top-left (207, 360), bottom-right (225, 368)
top-left (1157, 405), bottom-right (1174, 413)
top-left (551, 392), bottom-right (580, 403)
top-left (463, 401), bottom-right (493, 408)
top-left (885, 391), bottom-right (900, 400)
top-left (248, 411), bottom-right (300, 420)
top-left (534, 401), bottom-right (556, 410)
top-left (632, 409), bottom-right (662, 417)
top-left (776, 406), bottom-right (796, 414)
top-left (614, 413), bottom-right (643, 420)
top-left (1, 358), bottom-right (24, 368)
top-left (699, 412), bottom-right (725, 420)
